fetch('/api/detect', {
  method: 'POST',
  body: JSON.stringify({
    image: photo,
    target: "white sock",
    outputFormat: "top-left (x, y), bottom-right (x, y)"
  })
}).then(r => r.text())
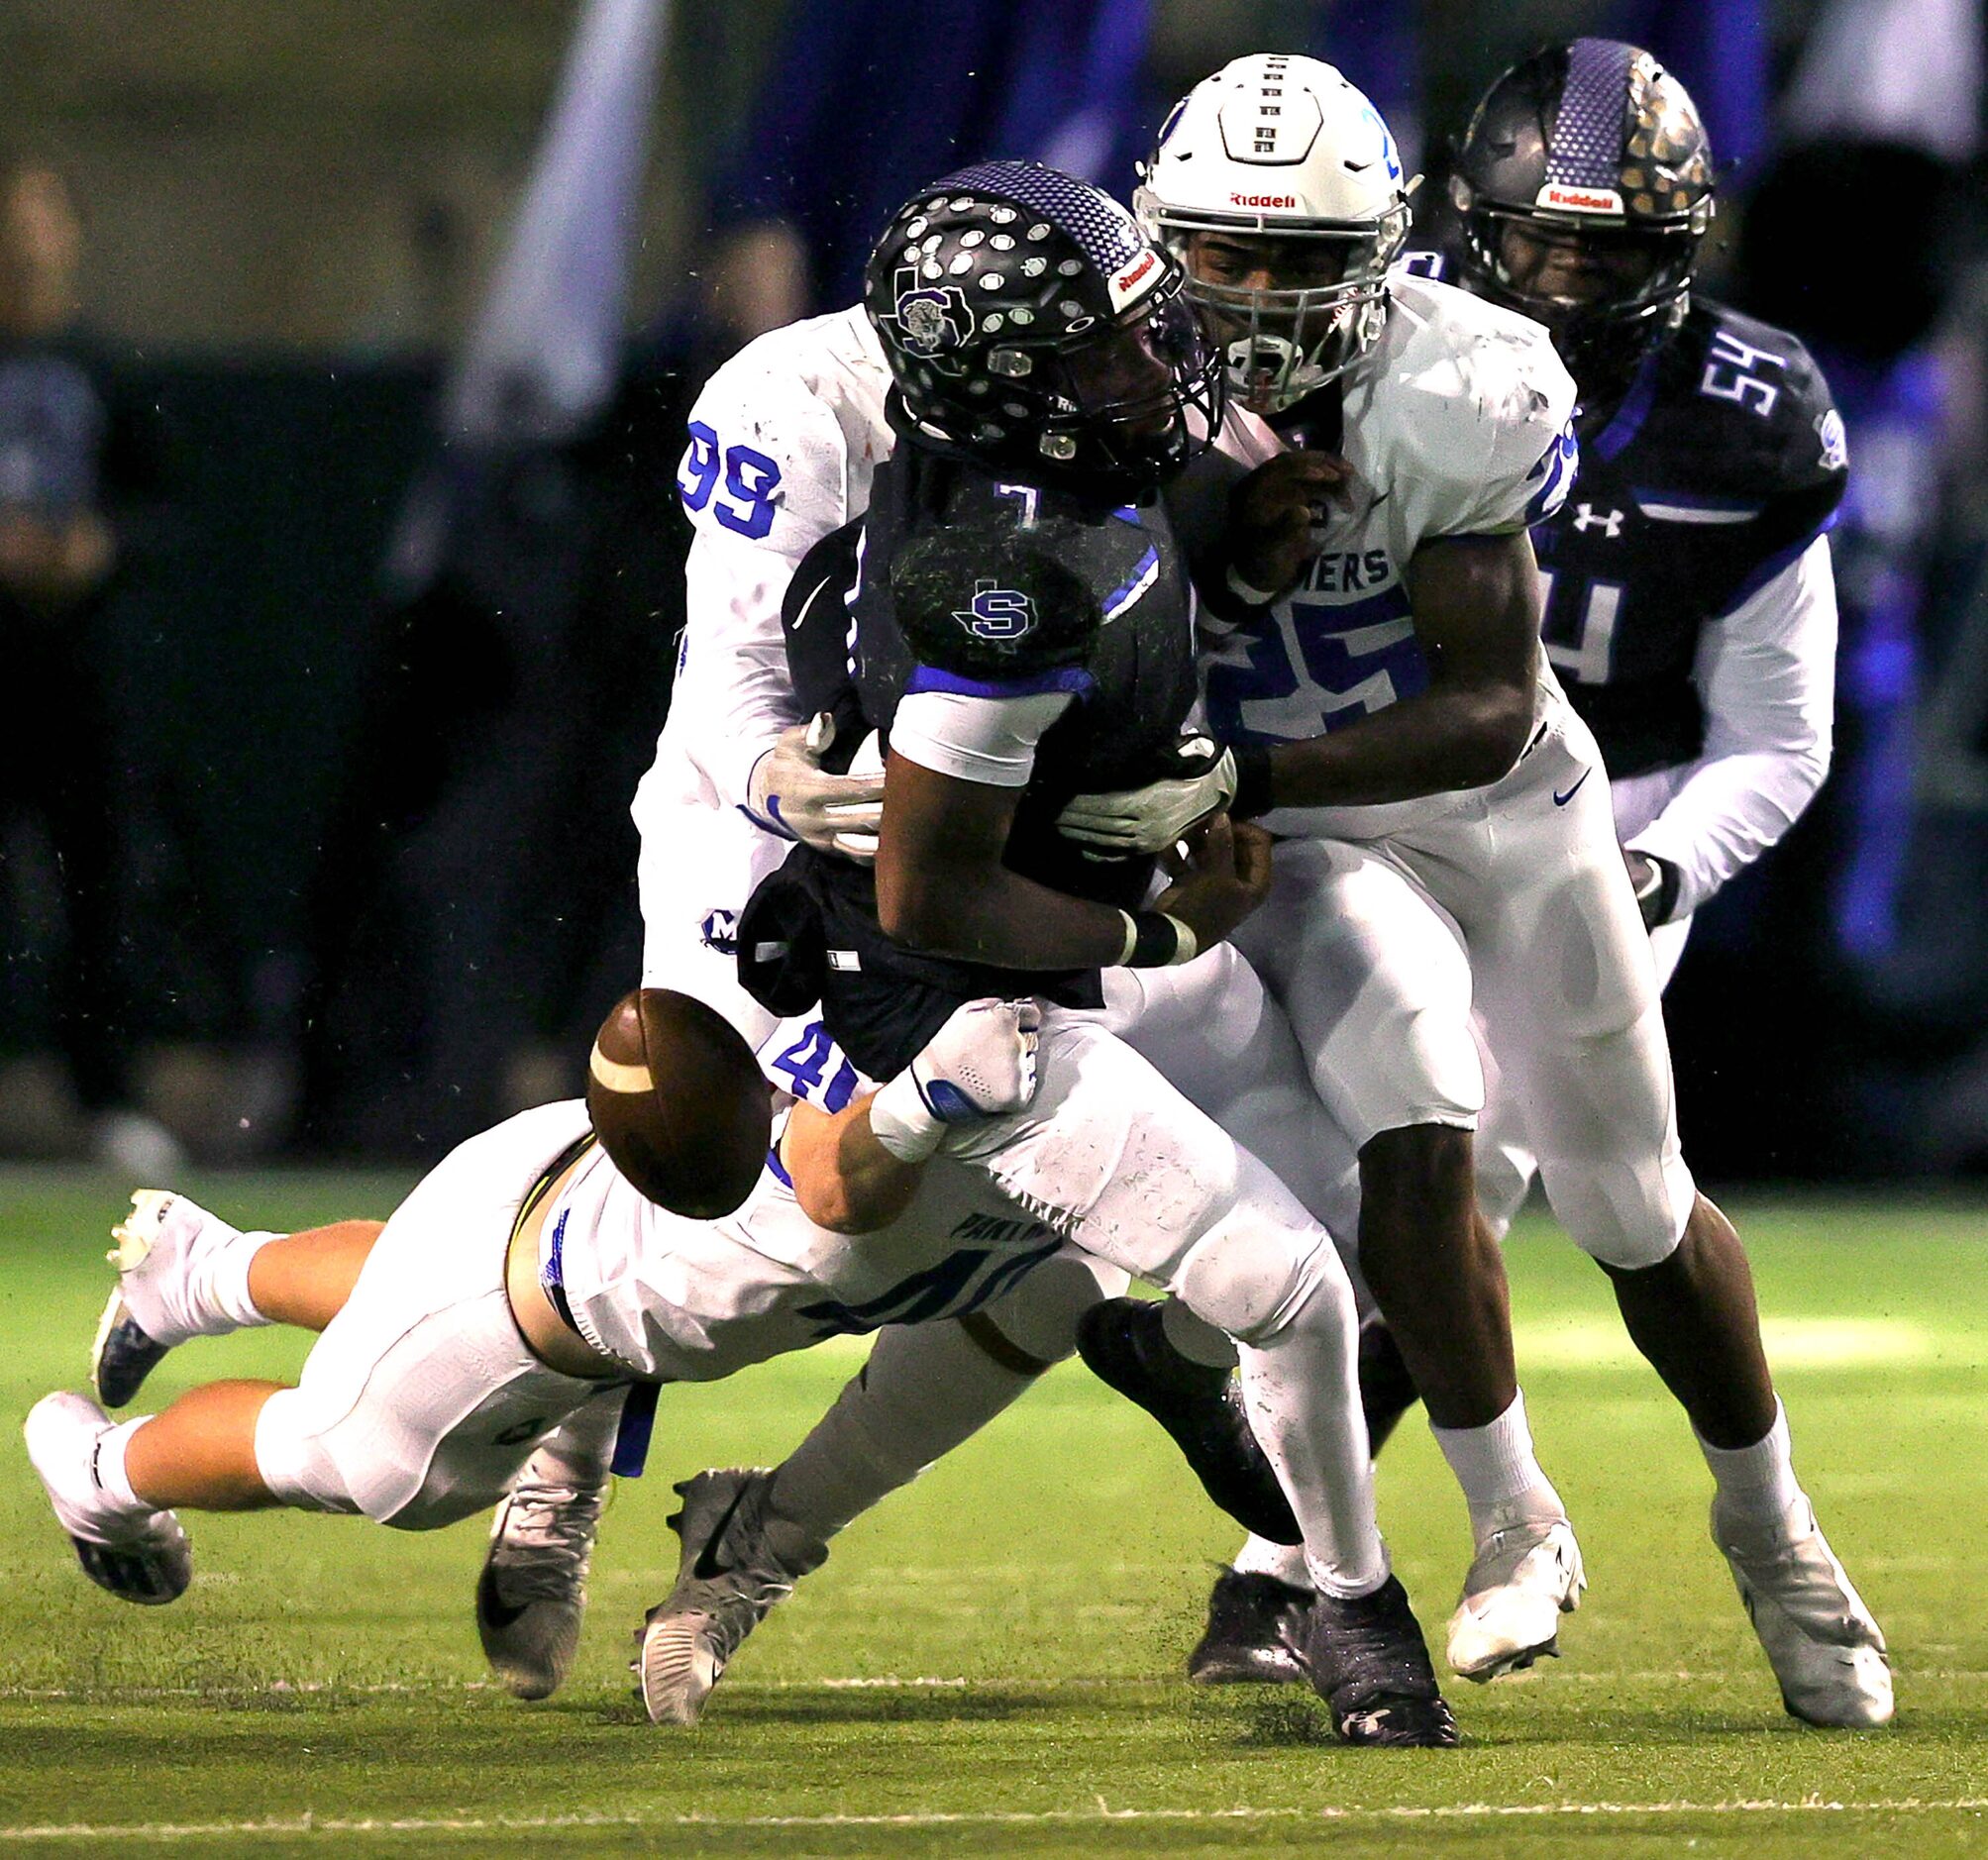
top-left (91, 1415), bottom-right (158, 1519)
top-left (1431, 1390), bottom-right (1563, 1540)
top-left (191, 1229), bottom-right (280, 1332)
top-left (768, 1317), bottom-right (1039, 1548)
top-left (1231, 1533), bottom-right (1311, 1588)
top-left (1699, 1398), bottom-right (1802, 1536)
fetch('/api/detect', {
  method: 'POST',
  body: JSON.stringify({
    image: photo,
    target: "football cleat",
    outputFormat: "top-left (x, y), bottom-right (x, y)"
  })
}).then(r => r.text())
top-left (476, 1455), bottom-right (608, 1702)
top-left (92, 1189), bottom-right (246, 1407)
top-left (1714, 1495), bottom-right (1893, 1727)
top-left (1188, 1568), bottom-right (1312, 1686)
top-left (634, 1468), bottom-right (827, 1725)
top-left (1303, 1574), bottom-right (1460, 1746)
top-left (24, 1391), bottom-right (191, 1605)
top-left (1075, 1297), bottom-right (1302, 1544)
top-left (1446, 1506), bottom-right (1585, 1682)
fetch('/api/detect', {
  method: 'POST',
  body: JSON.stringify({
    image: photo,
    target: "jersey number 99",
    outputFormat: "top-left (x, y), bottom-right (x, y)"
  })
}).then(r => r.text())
top-left (678, 421), bottom-right (784, 539)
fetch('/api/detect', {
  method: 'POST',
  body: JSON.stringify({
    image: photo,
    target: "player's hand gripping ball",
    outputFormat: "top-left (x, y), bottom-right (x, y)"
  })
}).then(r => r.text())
top-left (586, 988), bottom-right (771, 1216)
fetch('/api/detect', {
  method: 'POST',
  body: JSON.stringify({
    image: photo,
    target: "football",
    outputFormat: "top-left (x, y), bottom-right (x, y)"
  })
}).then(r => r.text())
top-left (585, 987), bottom-right (771, 1216)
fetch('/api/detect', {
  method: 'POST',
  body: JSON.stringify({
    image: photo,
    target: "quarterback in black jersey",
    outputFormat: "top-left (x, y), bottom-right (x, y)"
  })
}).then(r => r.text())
top-left (742, 160), bottom-right (1461, 1747)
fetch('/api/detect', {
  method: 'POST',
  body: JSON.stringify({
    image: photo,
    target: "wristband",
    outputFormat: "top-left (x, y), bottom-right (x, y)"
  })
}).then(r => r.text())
top-left (1228, 743), bottom-right (1275, 822)
top-left (866, 1071), bottom-right (946, 1164)
top-left (1125, 909), bottom-right (1198, 968)
top-left (1115, 909), bottom-right (1140, 967)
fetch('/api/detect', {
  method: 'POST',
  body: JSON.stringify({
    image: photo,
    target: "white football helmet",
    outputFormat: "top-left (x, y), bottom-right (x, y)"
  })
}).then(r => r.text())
top-left (1134, 54), bottom-right (1412, 412)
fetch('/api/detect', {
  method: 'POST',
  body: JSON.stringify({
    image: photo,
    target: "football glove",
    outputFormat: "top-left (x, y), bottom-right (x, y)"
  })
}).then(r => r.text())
top-left (868, 998), bottom-right (1042, 1163)
top-left (1056, 737), bottom-right (1237, 856)
top-left (746, 712), bottom-right (885, 862)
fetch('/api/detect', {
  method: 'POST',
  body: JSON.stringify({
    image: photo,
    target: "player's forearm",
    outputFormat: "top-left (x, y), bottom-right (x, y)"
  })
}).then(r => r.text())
top-left (782, 1097), bottom-right (922, 1234)
top-left (1625, 742), bottom-right (1829, 920)
top-left (880, 860), bottom-right (1130, 970)
top-left (1258, 680), bottom-right (1536, 810)
top-left (679, 549), bottom-right (809, 810)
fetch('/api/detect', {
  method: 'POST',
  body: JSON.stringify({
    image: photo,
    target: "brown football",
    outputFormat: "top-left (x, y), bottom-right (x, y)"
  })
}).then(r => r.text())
top-left (585, 987), bottom-right (771, 1217)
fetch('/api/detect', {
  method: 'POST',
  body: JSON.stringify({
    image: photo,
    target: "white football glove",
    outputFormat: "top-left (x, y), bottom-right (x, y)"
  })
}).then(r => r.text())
top-left (867, 998), bottom-right (1042, 1162)
top-left (1056, 739), bottom-right (1237, 856)
top-left (746, 712), bottom-right (885, 862)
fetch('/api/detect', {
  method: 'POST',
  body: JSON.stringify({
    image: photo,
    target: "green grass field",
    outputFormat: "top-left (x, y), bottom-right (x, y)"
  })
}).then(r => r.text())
top-left (0, 1172), bottom-right (1981, 1857)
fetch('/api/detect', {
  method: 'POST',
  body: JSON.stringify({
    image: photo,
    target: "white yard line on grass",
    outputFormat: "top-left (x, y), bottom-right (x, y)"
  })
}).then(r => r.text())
top-left (2, 1800), bottom-right (1984, 1842)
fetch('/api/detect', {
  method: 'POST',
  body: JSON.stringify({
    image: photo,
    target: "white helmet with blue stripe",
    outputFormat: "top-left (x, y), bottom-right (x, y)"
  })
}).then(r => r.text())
top-left (1134, 53), bottom-right (1412, 412)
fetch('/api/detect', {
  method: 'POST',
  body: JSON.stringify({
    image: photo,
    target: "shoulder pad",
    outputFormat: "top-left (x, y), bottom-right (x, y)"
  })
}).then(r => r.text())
top-left (1665, 300), bottom-right (1848, 510)
top-left (680, 309), bottom-right (890, 549)
top-left (889, 511), bottom-right (1099, 682)
top-left (1366, 276), bottom-right (1578, 524)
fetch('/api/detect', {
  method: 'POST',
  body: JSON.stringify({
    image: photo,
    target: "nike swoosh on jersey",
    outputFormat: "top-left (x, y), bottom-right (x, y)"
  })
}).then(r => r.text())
top-left (1553, 770), bottom-right (1591, 807)
top-left (690, 1484), bottom-right (756, 1582)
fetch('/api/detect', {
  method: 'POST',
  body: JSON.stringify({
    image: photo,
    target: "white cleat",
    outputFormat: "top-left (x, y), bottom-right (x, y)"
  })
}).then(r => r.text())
top-left (92, 1189), bottom-right (246, 1407)
top-left (24, 1391), bottom-right (192, 1605)
top-left (634, 1468), bottom-right (826, 1726)
top-left (1446, 1508), bottom-right (1585, 1682)
top-left (476, 1456), bottom-right (607, 1702)
top-left (1714, 1496), bottom-right (1893, 1727)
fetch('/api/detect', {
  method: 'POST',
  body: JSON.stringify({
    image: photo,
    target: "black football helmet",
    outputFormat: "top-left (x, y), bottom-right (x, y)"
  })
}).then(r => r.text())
top-left (863, 159), bottom-right (1224, 497)
top-left (1451, 40), bottom-right (1714, 394)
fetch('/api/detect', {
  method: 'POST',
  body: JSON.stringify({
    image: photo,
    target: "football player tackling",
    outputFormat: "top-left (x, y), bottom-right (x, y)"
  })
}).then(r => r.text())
top-left (1096, 48), bottom-right (1887, 1729)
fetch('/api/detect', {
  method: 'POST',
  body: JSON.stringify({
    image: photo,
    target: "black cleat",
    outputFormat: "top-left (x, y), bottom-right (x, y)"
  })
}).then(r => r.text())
top-left (1188, 1568), bottom-right (1312, 1685)
top-left (1302, 1575), bottom-right (1461, 1747)
top-left (1076, 1297), bottom-right (1300, 1544)
top-left (91, 1298), bottom-right (170, 1410)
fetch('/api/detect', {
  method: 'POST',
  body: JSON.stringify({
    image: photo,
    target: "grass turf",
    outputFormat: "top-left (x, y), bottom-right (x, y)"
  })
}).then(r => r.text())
top-left (0, 1171), bottom-right (1981, 1856)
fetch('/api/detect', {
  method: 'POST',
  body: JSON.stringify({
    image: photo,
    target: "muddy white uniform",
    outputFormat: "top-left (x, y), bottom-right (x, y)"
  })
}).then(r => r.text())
top-left (631, 307), bottom-right (890, 1045)
top-left (1208, 273), bottom-right (1696, 1270)
top-left (253, 1094), bottom-right (1081, 1531)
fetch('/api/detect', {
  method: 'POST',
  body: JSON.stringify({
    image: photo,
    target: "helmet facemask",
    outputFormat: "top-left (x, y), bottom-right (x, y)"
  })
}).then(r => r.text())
top-left (1140, 205), bottom-right (1411, 414)
top-left (1018, 274), bottom-right (1226, 484)
top-left (1457, 192), bottom-right (1706, 394)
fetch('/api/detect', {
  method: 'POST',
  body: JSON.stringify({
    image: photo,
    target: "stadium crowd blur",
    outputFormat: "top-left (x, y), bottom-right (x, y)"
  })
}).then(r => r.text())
top-left (2, 0), bottom-right (1986, 1181)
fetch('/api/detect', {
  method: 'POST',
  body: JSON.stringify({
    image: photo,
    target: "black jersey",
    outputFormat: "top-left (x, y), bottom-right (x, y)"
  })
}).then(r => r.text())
top-left (1533, 298), bottom-right (1847, 776)
top-left (751, 438), bottom-right (1201, 1077)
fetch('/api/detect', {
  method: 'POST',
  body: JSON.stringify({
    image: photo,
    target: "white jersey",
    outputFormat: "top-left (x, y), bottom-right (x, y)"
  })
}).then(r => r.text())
top-left (636, 306), bottom-right (891, 820)
top-left (632, 307), bottom-right (891, 1027)
top-left (532, 1101), bottom-right (1061, 1385)
top-left (1203, 274), bottom-right (1579, 842)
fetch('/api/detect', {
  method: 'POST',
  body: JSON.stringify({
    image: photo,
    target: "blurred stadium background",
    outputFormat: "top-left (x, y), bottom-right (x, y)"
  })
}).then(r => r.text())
top-left (3, 0), bottom-right (1987, 1188)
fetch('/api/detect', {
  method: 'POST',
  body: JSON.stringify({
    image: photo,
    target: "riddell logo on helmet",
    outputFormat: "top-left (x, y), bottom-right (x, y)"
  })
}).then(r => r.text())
top-left (1106, 247), bottom-right (1161, 310)
top-left (1536, 181), bottom-right (1625, 215)
top-left (1229, 192), bottom-right (1297, 208)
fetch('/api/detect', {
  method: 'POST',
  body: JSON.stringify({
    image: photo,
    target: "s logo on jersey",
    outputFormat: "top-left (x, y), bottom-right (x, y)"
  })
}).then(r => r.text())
top-left (1817, 408), bottom-right (1848, 472)
top-left (893, 283), bottom-right (973, 357)
top-left (952, 580), bottom-right (1035, 647)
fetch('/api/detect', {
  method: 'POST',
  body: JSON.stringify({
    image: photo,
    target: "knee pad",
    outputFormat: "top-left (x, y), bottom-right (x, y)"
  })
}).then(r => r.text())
top-left (1171, 1158), bottom-right (1351, 1345)
top-left (252, 1389), bottom-right (362, 1518)
top-left (1541, 1152), bottom-right (1695, 1270)
top-left (975, 1247), bottom-right (1128, 1366)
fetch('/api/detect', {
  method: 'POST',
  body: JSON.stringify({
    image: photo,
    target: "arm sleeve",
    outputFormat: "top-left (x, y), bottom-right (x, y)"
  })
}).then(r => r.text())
top-left (676, 528), bottom-right (812, 810)
top-left (1622, 535), bottom-right (1837, 918)
top-left (889, 687), bottom-right (1075, 787)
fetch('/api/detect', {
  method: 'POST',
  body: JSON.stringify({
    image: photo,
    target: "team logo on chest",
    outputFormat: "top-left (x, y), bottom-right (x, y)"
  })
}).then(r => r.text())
top-left (952, 579), bottom-right (1035, 646)
top-left (1572, 502), bottom-right (1625, 537)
